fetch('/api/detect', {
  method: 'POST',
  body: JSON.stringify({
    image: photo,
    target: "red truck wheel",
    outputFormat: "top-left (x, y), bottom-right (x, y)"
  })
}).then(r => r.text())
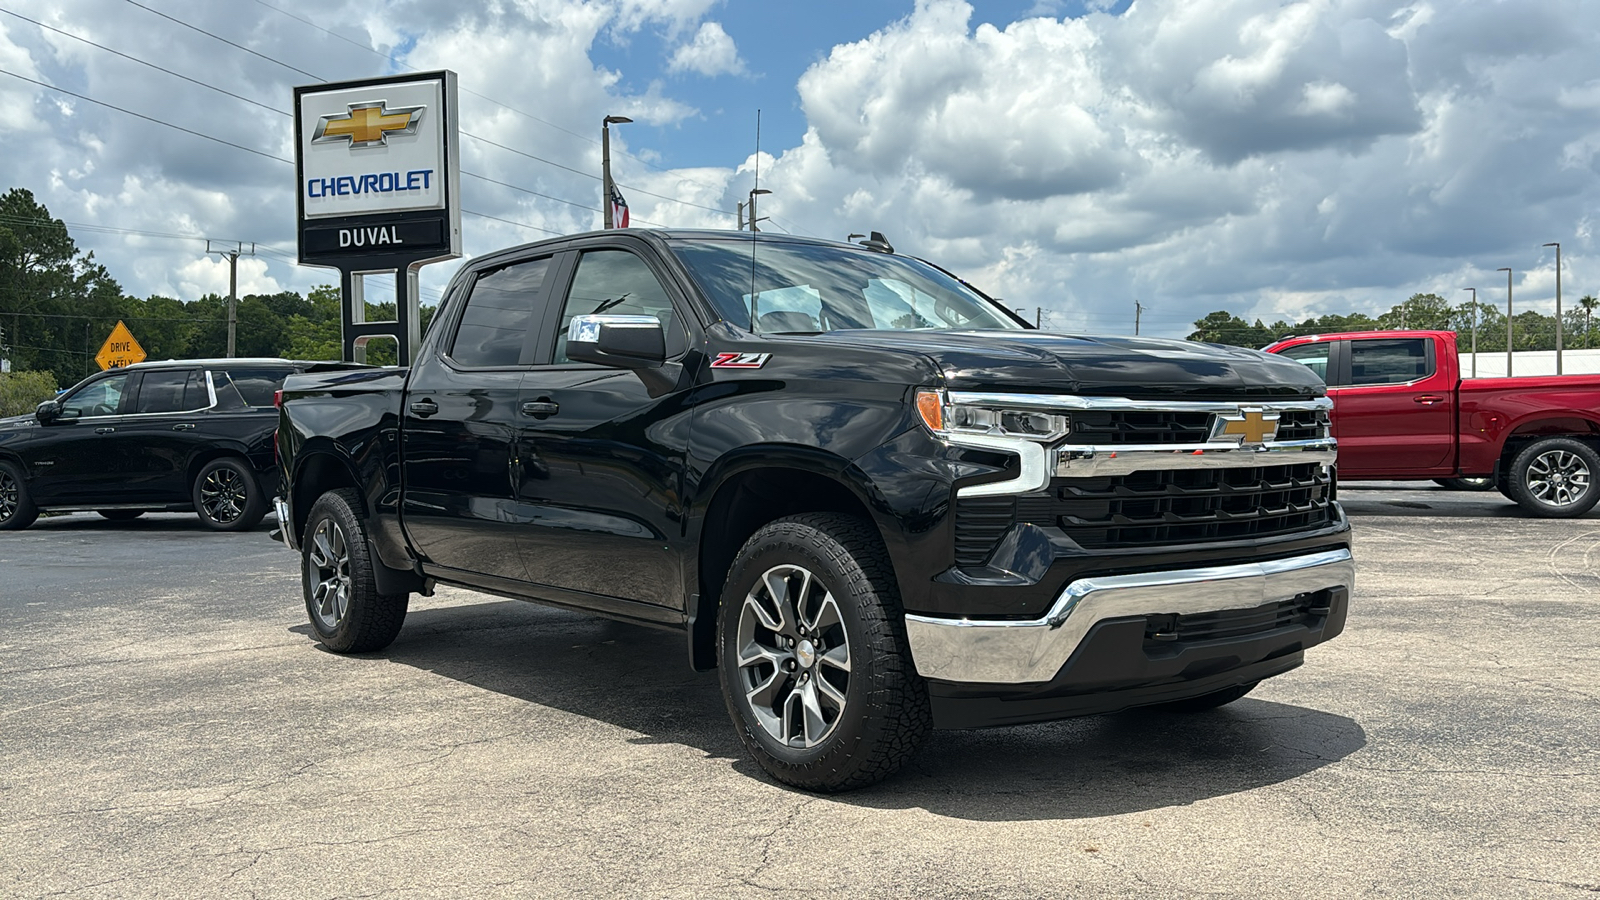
top-left (1506, 438), bottom-right (1600, 518)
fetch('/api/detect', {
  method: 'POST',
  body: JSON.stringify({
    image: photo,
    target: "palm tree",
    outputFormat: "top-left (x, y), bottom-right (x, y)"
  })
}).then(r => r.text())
top-left (1580, 295), bottom-right (1599, 348)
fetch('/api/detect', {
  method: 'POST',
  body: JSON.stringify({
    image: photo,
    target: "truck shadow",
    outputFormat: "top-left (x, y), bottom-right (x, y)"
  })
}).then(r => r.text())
top-left (1340, 485), bottom-right (1533, 518)
top-left (375, 598), bottom-right (1367, 822)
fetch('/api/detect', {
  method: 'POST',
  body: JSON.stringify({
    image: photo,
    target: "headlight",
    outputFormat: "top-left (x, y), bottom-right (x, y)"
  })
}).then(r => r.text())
top-left (915, 390), bottom-right (1069, 442)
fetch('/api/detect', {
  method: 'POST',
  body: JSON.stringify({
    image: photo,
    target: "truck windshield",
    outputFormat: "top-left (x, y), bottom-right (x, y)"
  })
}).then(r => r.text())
top-left (669, 238), bottom-right (1022, 333)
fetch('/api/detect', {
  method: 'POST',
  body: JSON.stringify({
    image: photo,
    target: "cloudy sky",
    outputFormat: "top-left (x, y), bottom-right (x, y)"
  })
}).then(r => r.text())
top-left (2, 0), bottom-right (1598, 338)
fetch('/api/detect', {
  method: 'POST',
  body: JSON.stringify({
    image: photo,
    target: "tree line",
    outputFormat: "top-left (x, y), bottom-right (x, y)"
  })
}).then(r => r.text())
top-left (0, 187), bottom-right (431, 398)
top-left (1188, 292), bottom-right (1592, 350)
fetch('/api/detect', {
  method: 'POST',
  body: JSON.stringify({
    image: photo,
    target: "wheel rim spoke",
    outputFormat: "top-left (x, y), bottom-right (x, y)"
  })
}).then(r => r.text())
top-left (307, 519), bottom-right (352, 630)
top-left (0, 473), bottom-right (16, 520)
top-left (1528, 449), bottom-right (1592, 507)
top-left (735, 562), bottom-right (851, 749)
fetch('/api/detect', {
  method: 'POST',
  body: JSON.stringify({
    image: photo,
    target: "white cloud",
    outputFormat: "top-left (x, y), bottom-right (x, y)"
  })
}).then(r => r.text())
top-left (667, 21), bottom-right (745, 77)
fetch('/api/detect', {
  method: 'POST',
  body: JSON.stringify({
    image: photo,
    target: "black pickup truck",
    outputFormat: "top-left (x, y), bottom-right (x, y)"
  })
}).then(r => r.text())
top-left (274, 229), bottom-right (1354, 791)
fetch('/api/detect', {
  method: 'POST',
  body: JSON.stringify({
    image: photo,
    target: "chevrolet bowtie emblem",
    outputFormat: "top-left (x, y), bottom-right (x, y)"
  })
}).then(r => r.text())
top-left (1212, 409), bottom-right (1280, 445)
top-left (312, 101), bottom-right (424, 148)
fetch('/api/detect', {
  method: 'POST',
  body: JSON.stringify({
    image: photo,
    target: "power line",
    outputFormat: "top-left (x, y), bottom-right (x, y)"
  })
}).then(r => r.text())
top-left (121, 0), bottom-right (320, 80)
top-left (0, 67), bottom-right (292, 164)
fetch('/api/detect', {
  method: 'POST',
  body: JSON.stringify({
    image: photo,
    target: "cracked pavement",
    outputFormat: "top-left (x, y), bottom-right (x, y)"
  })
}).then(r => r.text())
top-left (2, 483), bottom-right (1597, 898)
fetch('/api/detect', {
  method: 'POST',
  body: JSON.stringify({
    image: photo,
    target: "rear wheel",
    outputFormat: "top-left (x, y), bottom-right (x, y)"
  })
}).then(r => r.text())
top-left (97, 510), bottom-right (146, 521)
top-left (1148, 681), bottom-right (1258, 712)
top-left (193, 458), bottom-right (267, 531)
top-left (1506, 438), bottom-right (1600, 518)
top-left (302, 488), bottom-right (409, 653)
top-left (0, 461), bottom-right (38, 530)
top-left (717, 513), bottom-right (931, 792)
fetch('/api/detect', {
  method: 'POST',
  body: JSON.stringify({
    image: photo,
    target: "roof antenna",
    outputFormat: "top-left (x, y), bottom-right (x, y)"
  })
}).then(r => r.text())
top-left (749, 108), bottom-right (762, 333)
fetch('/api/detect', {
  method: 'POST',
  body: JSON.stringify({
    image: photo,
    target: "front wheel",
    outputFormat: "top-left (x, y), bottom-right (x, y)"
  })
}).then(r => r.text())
top-left (717, 513), bottom-right (931, 792)
top-left (302, 488), bottom-right (409, 653)
top-left (193, 458), bottom-right (267, 531)
top-left (1506, 438), bottom-right (1600, 518)
top-left (0, 461), bottom-right (38, 530)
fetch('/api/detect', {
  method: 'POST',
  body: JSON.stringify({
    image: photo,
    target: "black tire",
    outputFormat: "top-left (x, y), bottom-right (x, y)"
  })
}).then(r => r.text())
top-left (1148, 681), bottom-right (1258, 712)
top-left (717, 513), bottom-right (931, 792)
top-left (1433, 477), bottom-right (1495, 492)
top-left (97, 510), bottom-right (146, 521)
top-left (301, 488), bottom-right (409, 653)
top-left (192, 457), bottom-right (267, 531)
top-left (0, 461), bottom-right (38, 531)
top-left (1506, 437), bottom-right (1600, 518)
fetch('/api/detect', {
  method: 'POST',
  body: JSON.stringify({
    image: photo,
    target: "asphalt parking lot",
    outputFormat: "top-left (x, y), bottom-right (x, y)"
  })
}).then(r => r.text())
top-left (3, 485), bottom-right (1597, 898)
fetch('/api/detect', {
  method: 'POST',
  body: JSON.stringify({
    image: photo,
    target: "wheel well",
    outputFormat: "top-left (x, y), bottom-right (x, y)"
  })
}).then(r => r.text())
top-left (290, 453), bottom-right (362, 543)
top-left (185, 449), bottom-right (249, 491)
top-left (690, 466), bottom-right (883, 670)
top-left (1501, 420), bottom-right (1600, 467)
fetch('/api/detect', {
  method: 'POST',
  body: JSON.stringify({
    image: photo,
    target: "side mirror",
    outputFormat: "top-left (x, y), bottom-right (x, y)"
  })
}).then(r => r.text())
top-left (567, 314), bottom-right (666, 369)
top-left (35, 399), bottom-right (64, 425)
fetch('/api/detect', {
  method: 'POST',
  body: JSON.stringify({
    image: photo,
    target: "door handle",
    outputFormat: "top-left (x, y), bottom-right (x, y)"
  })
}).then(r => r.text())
top-left (521, 400), bottom-right (559, 418)
top-left (1414, 395), bottom-right (1445, 405)
top-left (172, 423), bottom-right (197, 431)
top-left (408, 398), bottom-right (439, 418)
top-left (95, 427), bottom-right (116, 434)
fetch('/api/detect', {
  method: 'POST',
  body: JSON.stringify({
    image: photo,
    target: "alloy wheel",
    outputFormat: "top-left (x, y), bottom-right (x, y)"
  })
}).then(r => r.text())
top-left (199, 467), bottom-right (247, 523)
top-left (735, 564), bottom-right (852, 749)
top-left (1528, 450), bottom-right (1591, 507)
top-left (307, 518), bottom-right (352, 631)
top-left (0, 470), bottom-right (16, 522)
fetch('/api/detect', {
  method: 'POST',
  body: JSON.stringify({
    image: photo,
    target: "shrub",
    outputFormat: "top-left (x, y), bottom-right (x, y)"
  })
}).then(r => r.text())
top-left (0, 370), bottom-right (61, 418)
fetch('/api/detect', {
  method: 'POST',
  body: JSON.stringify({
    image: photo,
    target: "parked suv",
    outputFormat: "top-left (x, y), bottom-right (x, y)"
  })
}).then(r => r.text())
top-left (0, 358), bottom-right (307, 531)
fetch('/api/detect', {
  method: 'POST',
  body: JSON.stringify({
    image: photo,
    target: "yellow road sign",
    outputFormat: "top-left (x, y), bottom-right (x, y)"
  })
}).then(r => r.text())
top-left (95, 321), bottom-right (147, 370)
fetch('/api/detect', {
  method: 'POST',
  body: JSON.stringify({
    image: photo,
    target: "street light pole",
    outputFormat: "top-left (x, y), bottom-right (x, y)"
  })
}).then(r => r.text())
top-left (1134, 301), bottom-right (1146, 335)
top-left (1544, 242), bottom-right (1563, 375)
top-left (1461, 287), bottom-right (1477, 377)
top-left (1497, 267), bottom-right (1513, 376)
top-left (601, 115), bottom-right (632, 229)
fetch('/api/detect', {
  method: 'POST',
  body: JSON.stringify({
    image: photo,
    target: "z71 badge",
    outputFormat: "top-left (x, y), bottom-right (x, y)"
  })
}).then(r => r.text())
top-left (711, 352), bottom-right (772, 369)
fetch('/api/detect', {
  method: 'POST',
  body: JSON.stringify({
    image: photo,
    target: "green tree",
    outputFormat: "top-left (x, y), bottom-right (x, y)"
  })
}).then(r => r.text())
top-left (0, 370), bottom-right (58, 417)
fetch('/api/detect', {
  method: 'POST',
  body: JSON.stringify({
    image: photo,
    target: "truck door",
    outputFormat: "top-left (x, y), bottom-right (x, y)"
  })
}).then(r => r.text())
top-left (400, 254), bottom-right (557, 584)
top-left (513, 245), bottom-right (694, 610)
top-left (1329, 336), bottom-right (1454, 475)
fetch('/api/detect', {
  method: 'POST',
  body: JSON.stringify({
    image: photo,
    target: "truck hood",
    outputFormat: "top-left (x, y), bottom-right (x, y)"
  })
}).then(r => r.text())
top-left (802, 330), bottom-right (1325, 399)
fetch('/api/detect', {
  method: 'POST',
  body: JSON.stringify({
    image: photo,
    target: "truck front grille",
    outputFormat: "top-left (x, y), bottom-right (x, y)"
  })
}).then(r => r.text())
top-left (1032, 463), bottom-right (1334, 549)
top-left (952, 462), bottom-right (1334, 562)
top-left (1068, 410), bottom-right (1212, 444)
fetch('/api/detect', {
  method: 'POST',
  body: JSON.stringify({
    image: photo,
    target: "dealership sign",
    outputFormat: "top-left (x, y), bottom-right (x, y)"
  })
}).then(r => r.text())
top-left (293, 71), bottom-right (461, 363)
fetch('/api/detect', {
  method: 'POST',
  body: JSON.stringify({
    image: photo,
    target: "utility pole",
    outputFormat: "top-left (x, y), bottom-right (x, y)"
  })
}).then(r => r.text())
top-left (1134, 301), bottom-right (1147, 335)
top-left (1036, 307), bottom-right (1042, 329)
top-left (1497, 267), bottom-right (1513, 376)
top-left (206, 240), bottom-right (256, 357)
top-left (737, 202), bottom-right (746, 231)
top-left (601, 115), bottom-right (632, 229)
top-left (748, 188), bottom-right (770, 232)
top-left (1544, 242), bottom-right (1563, 374)
top-left (1462, 287), bottom-right (1478, 377)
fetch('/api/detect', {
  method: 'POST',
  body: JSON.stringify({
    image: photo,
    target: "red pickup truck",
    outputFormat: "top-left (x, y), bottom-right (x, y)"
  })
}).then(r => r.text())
top-left (1264, 330), bottom-right (1600, 518)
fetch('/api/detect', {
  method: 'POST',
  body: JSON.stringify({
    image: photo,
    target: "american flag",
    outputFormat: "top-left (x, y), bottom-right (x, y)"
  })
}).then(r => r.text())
top-left (608, 183), bottom-right (630, 228)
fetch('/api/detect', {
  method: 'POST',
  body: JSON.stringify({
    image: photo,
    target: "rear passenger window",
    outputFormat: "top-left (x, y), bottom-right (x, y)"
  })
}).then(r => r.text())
top-left (212, 368), bottom-right (291, 410)
top-left (1349, 339), bottom-right (1431, 385)
top-left (133, 370), bottom-right (204, 414)
top-left (451, 257), bottom-right (551, 367)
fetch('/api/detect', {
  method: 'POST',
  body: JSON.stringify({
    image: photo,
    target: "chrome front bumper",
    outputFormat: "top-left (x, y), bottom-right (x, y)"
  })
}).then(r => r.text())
top-left (904, 548), bottom-right (1355, 685)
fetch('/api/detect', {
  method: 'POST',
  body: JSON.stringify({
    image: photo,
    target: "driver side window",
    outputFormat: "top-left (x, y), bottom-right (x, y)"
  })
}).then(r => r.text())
top-left (551, 250), bottom-right (686, 363)
top-left (63, 373), bottom-right (130, 418)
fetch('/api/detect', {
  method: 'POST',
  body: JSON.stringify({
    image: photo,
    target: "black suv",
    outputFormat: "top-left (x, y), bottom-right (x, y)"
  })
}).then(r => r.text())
top-left (0, 358), bottom-right (306, 531)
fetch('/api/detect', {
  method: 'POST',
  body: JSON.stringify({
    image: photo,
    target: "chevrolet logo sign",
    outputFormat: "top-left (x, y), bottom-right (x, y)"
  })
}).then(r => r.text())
top-left (1211, 409), bottom-right (1280, 445)
top-left (312, 101), bottom-right (424, 148)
